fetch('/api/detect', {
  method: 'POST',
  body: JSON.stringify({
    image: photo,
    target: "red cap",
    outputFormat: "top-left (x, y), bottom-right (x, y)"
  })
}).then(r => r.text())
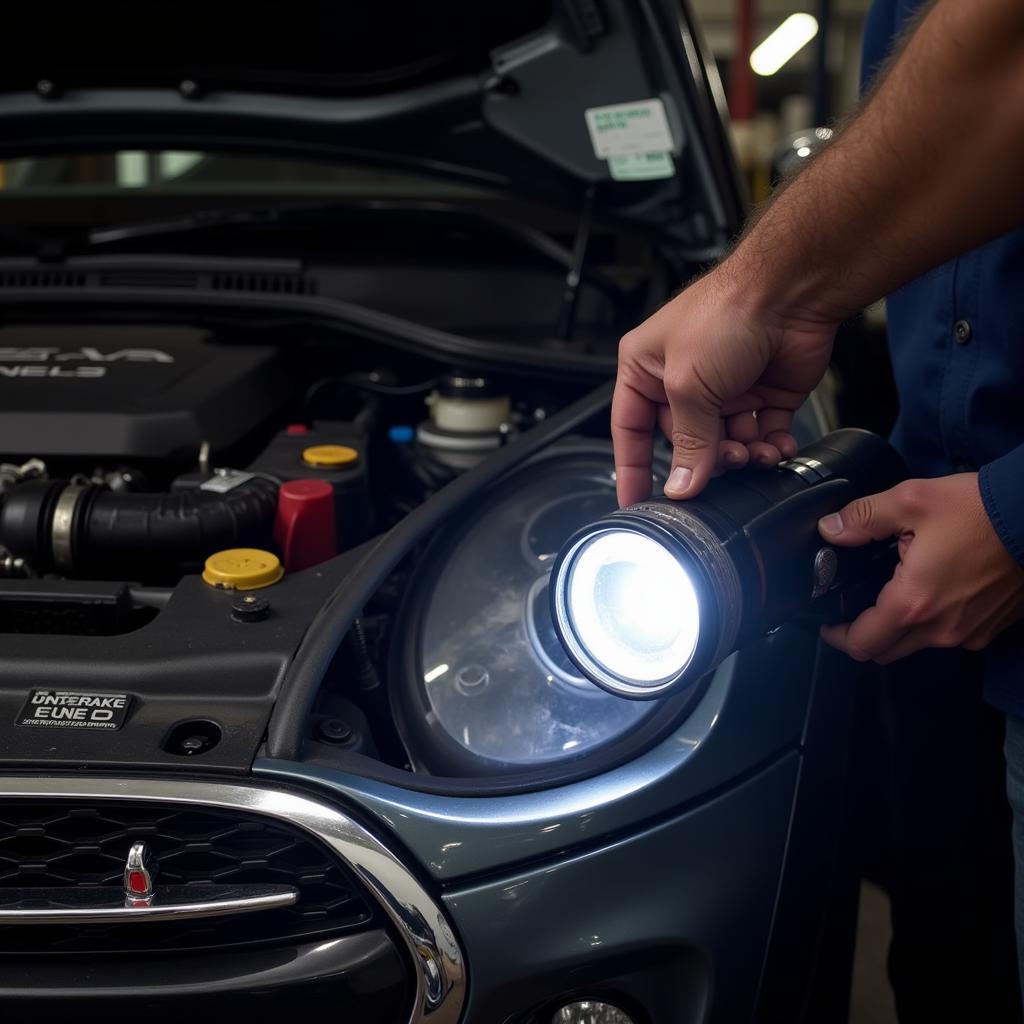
top-left (285, 423), bottom-right (310, 435)
top-left (274, 479), bottom-right (337, 571)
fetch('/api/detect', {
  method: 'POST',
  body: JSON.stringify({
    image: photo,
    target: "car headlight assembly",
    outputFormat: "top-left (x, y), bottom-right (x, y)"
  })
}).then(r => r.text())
top-left (390, 444), bottom-right (691, 777)
top-left (552, 429), bottom-right (906, 699)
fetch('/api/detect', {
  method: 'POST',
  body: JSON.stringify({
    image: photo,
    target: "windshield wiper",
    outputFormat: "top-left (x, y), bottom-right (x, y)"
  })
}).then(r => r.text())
top-left (88, 207), bottom-right (284, 246)
top-left (85, 198), bottom-right (631, 300)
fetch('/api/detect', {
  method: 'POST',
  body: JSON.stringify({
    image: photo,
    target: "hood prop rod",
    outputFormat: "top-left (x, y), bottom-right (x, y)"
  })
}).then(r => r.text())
top-left (555, 183), bottom-right (597, 341)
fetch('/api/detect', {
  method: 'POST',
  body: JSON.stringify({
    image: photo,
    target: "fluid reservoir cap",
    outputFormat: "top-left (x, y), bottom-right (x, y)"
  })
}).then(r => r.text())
top-left (302, 444), bottom-right (359, 468)
top-left (388, 425), bottom-right (415, 444)
top-left (275, 479), bottom-right (337, 572)
top-left (202, 548), bottom-right (284, 590)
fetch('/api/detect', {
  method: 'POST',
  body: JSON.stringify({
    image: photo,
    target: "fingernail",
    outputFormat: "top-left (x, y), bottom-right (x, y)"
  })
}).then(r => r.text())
top-left (819, 513), bottom-right (844, 536)
top-left (666, 466), bottom-right (692, 494)
top-left (724, 451), bottom-right (742, 466)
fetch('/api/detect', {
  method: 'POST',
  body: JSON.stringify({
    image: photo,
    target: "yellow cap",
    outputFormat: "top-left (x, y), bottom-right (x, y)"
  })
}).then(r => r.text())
top-left (202, 548), bottom-right (284, 591)
top-left (302, 444), bottom-right (359, 468)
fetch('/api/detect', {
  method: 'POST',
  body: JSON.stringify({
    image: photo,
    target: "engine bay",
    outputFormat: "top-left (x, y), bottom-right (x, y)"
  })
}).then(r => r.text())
top-left (0, 319), bottom-right (698, 787)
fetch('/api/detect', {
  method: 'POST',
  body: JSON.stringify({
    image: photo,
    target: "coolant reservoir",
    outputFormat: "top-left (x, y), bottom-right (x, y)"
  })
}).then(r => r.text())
top-left (416, 374), bottom-right (512, 470)
top-left (428, 374), bottom-right (510, 433)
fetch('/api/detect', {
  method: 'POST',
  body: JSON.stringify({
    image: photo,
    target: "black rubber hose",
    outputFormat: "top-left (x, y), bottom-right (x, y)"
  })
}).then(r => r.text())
top-left (266, 379), bottom-right (616, 761)
top-left (0, 477), bottom-right (278, 576)
top-left (79, 479), bottom-right (279, 572)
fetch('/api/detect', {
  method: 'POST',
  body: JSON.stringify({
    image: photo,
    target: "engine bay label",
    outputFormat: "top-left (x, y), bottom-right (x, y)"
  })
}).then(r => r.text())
top-left (584, 98), bottom-right (675, 158)
top-left (16, 690), bottom-right (132, 730)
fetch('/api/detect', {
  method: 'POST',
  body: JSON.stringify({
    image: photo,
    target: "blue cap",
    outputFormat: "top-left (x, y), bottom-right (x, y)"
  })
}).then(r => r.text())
top-left (388, 425), bottom-right (415, 444)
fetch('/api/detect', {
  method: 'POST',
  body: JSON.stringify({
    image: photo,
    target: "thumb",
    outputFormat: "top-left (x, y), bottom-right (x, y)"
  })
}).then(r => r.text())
top-left (818, 484), bottom-right (912, 547)
top-left (663, 380), bottom-right (721, 499)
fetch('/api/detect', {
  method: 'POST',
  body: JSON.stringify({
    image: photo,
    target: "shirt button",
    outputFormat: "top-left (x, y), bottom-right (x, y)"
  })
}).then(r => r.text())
top-left (954, 319), bottom-right (972, 344)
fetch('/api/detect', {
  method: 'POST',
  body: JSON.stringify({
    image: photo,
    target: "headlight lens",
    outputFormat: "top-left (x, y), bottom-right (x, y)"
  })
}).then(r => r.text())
top-left (392, 449), bottom-right (666, 773)
top-left (552, 1001), bottom-right (636, 1024)
top-left (563, 530), bottom-right (700, 687)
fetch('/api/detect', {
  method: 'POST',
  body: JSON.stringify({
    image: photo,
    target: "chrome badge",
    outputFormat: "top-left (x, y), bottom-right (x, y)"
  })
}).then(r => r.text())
top-left (123, 841), bottom-right (156, 906)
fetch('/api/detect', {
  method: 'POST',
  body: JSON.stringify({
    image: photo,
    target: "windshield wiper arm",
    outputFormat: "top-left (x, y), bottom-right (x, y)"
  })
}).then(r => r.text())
top-left (88, 207), bottom-right (284, 246)
top-left (85, 199), bottom-right (631, 300)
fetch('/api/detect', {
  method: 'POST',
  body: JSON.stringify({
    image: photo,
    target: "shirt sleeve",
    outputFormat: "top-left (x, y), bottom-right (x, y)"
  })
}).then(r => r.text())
top-left (979, 443), bottom-right (1024, 568)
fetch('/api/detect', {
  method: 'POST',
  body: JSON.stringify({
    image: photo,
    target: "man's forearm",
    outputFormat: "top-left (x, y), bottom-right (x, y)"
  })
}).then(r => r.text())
top-left (729, 0), bottom-right (1024, 323)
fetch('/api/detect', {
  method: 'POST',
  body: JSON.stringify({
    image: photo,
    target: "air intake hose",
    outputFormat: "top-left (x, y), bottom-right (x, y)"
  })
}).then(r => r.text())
top-left (0, 477), bottom-right (278, 577)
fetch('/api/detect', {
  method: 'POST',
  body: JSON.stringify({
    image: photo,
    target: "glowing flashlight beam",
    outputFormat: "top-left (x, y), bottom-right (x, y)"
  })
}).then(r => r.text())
top-left (750, 13), bottom-right (819, 77)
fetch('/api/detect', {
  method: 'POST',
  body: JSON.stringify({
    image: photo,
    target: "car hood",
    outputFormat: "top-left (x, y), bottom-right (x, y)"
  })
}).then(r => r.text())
top-left (0, 0), bottom-right (743, 263)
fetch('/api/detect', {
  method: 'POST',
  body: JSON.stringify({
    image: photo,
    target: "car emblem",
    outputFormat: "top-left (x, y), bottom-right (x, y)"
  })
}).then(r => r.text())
top-left (123, 841), bottom-right (157, 906)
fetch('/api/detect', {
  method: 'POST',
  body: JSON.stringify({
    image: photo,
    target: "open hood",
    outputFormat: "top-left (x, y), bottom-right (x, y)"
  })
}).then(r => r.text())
top-left (0, 0), bottom-right (744, 261)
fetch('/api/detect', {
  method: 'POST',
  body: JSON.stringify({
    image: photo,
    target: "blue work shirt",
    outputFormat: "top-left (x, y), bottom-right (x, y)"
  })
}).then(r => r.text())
top-left (863, 0), bottom-right (1024, 715)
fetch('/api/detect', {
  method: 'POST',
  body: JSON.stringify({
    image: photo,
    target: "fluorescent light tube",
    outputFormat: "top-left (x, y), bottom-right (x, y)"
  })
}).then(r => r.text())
top-left (750, 13), bottom-right (819, 76)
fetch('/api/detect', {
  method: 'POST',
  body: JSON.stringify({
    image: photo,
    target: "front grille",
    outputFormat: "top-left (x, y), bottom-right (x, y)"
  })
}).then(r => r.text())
top-left (0, 800), bottom-right (376, 953)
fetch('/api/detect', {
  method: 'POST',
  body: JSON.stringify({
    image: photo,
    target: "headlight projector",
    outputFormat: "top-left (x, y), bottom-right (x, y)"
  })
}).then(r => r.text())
top-left (551, 429), bottom-right (906, 699)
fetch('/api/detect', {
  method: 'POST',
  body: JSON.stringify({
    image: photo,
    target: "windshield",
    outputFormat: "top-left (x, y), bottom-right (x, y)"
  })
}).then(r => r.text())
top-left (0, 151), bottom-right (494, 198)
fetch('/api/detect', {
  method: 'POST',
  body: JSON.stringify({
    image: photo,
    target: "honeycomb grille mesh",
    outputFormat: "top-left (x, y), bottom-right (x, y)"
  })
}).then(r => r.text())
top-left (0, 800), bottom-right (376, 953)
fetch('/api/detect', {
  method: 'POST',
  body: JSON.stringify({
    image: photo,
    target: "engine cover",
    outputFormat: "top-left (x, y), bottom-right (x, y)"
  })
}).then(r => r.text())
top-left (0, 324), bottom-right (288, 459)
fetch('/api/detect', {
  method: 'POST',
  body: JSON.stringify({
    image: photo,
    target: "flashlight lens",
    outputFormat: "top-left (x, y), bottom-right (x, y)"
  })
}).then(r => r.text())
top-left (564, 530), bottom-right (700, 687)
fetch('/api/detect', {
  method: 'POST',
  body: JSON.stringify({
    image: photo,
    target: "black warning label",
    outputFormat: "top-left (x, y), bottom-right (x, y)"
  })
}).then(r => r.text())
top-left (16, 690), bottom-right (132, 730)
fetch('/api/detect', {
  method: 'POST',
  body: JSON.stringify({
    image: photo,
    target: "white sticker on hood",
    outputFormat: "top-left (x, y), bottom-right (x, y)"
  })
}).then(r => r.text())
top-left (584, 98), bottom-right (675, 158)
top-left (608, 151), bottom-right (675, 181)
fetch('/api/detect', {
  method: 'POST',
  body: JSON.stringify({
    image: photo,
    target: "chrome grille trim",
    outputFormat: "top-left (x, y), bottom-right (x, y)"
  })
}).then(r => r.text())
top-left (0, 777), bottom-right (465, 1024)
top-left (0, 883), bottom-right (298, 923)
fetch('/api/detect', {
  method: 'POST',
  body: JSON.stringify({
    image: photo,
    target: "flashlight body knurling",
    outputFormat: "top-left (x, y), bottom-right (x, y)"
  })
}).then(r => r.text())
top-left (631, 429), bottom-right (906, 648)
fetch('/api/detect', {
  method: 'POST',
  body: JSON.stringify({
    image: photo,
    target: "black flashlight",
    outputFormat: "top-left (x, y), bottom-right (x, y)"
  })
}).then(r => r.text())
top-left (550, 429), bottom-right (907, 699)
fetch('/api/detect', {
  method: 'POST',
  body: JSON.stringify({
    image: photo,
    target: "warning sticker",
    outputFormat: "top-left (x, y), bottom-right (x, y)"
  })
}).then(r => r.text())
top-left (16, 690), bottom-right (132, 730)
top-left (584, 98), bottom-right (675, 159)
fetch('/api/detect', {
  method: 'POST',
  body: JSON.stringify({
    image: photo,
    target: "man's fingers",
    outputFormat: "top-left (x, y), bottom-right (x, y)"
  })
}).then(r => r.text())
top-left (827, 622), bottom-right (963, 666)
top-left (820, 618), bottom-right (907, 662)
top-left (819, 581), bottom-right (909, 661)
top-left (818, 480), bottom-right (917, 547)
top-left (718, 439), bottom-right (749, 469)
top-left (726, 408), bottom-right (795, 467)
top-left (873, 629), bottom-right (939, 665)
top-left (611, 378), bottom-right (657, 507)
top-left (748, 441), bottom-right (782, 467)
top-left (756, 407), bottom-right (797, 459)
top-left (756, 407), bottom-right (794, 440)
top-left (726, 411), bottom-right (759, 444)
top-left (764, 432), bottom-right (798, 458)
top-left (663, 372), bottom-right (722, 498)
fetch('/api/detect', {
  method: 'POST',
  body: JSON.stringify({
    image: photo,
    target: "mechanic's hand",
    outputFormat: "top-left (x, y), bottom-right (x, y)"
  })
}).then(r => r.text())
top-left (818, 473), bottom-right (1024, 663)
top-left (611, 262), bottom-right (837, 506)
